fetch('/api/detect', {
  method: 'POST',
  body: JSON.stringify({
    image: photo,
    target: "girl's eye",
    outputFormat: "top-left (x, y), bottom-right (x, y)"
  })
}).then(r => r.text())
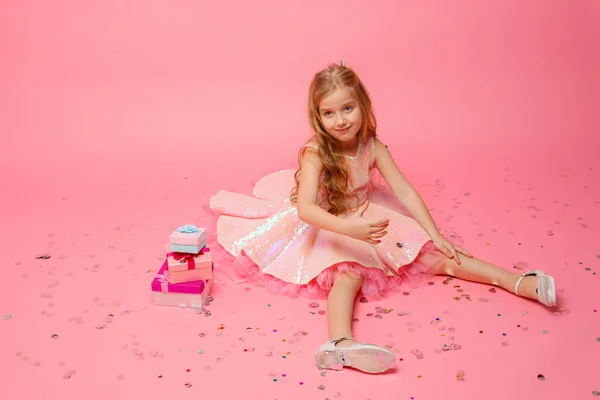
top-left (324, 111), bottom-right (333, 117)
top-left (345, 106), bottom-right (353, 111)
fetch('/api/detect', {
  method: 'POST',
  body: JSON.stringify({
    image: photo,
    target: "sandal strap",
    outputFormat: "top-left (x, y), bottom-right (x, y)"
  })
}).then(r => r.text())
top-left (514, 271), bottom-right (538, 296)
top-left (332, 337), bottom-right (355, 346)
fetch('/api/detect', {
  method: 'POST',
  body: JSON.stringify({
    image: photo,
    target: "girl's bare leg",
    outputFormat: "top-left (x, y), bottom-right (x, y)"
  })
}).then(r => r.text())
top-left (326, 272), bottom-right (362, 347)
top-left (426, 255), bottom-right (541, 300)
top-left (318, 271), bottom-right (396, 373)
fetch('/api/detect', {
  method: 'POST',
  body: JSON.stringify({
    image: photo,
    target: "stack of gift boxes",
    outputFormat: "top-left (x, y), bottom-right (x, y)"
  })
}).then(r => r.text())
top-left (151, 225), bottom-right (214, 308)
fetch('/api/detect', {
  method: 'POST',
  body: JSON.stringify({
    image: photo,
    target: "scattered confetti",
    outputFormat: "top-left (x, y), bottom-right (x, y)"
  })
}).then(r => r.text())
top-left (63, 370), bottom-right (76, 380)
top-left (410, 349), bottom-right (424, 359)
top-left (3, 171), bottom-right (596, 398)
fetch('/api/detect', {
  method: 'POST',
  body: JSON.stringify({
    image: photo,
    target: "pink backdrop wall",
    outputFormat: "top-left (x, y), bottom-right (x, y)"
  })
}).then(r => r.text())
top-left (1, 0), bottom-right (599, 206)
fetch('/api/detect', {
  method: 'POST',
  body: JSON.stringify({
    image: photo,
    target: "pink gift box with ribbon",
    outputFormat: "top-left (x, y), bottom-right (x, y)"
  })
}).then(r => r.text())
top-left (165, 245), bottom-right (213, 284)
top-left (166, 245), bottom-right (213, 272)
top-left (165, 265), bottom-right (214, 284)
top-left (151, 260), bottom-right (211, 294)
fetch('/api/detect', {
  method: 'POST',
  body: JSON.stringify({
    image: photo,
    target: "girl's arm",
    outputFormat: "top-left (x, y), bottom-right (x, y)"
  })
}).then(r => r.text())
top-left (373, 138), bottom-right (442, 240)
top-left (296, 148), bottom-right (354, 235)
top-left (297, 147), bottom-right (390, 243)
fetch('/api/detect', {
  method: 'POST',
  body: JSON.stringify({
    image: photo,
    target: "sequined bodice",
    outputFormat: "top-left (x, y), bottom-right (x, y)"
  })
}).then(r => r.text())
top-left (305, 137), bottom-right (376, 213)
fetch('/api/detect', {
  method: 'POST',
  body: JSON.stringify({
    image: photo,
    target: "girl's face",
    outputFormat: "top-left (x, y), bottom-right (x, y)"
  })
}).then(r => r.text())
top-left (318, 87), bottom-right (363, 144)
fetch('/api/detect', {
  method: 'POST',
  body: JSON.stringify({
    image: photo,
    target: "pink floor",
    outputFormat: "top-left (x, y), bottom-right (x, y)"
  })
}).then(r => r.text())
top-left (2, 1), bottom-right (600, 399)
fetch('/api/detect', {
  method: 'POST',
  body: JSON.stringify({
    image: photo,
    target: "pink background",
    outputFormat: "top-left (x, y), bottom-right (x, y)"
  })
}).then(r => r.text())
top-left (1, 1), bottom-right (599, 399)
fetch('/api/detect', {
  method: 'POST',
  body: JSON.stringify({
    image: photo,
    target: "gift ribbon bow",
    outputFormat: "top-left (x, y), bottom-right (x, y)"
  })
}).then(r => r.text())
top-left (156, 271), bottom-right (207, 293)
top-left (178, 225), bottom-right (199, 234)
top-left (166, 252), bottom-right (195, 269)
top-left (166, 248), bottom-right (210, 270)
top-left (156, 273), bottom-right (169, 292)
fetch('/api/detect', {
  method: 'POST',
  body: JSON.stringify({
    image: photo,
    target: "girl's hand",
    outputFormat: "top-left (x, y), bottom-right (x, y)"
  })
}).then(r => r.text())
top-left (345, 201), bottom-right (389, 244)
top-left (431, 234), bottom-right (472, 265)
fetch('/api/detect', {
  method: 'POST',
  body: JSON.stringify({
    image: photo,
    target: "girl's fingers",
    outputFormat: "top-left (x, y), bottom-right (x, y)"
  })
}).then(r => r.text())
top-left (455, 246), bottom-right (472, 257)
top-left (371, 218), bottom-right (389, 225)
top-left (442, 246), bottom-right (454, 259)
top-left (369, 225), bottom-right (387, 234)
top-left (371, 231), bottom-right (387, 238)
top-left (451, 248), bottom-right (461, 265)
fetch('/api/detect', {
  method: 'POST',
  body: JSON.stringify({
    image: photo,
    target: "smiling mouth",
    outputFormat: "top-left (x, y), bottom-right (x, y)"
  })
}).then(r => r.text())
top-left (336, 127), bottom-right (351, 132)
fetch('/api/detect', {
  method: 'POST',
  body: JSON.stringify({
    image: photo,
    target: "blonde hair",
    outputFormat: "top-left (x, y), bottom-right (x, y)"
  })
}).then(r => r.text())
top-left (290, 63), bottom-right (378, 215)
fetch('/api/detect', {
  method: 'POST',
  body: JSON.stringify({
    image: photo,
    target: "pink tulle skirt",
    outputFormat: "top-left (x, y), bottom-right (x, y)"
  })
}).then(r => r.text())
top-left (223, 241), bottom-right (441, 301)
top-left (202, 200), bottom-right (448, 301)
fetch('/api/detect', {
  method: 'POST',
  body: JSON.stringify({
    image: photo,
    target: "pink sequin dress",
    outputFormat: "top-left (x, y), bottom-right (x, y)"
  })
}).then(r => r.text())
top-left (208, 136), bottom-right (446, 300)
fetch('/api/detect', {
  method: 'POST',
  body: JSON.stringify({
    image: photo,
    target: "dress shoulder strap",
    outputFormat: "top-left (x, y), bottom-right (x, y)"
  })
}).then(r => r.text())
top-left (365, 136), bottom-right (377, 165)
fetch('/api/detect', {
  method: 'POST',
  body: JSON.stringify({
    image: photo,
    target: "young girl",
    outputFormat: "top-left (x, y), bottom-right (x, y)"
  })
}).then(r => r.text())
top-left (208, 62), bottom-right (557, 374)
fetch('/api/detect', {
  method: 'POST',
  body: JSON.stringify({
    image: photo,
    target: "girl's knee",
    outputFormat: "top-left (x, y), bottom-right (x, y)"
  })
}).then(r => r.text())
top-left (429, 258), bottom-right (454, 276)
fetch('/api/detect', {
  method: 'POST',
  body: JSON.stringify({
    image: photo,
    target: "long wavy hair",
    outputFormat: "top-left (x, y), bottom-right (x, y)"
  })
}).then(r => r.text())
top-left (290, 63), bottom-right (378, 215)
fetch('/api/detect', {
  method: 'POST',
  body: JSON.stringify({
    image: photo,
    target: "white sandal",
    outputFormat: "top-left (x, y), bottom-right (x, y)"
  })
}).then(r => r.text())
top-left (514, 270), bottom-right (557, 307)
top-left (315, 337), bottom-right (396, 374)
